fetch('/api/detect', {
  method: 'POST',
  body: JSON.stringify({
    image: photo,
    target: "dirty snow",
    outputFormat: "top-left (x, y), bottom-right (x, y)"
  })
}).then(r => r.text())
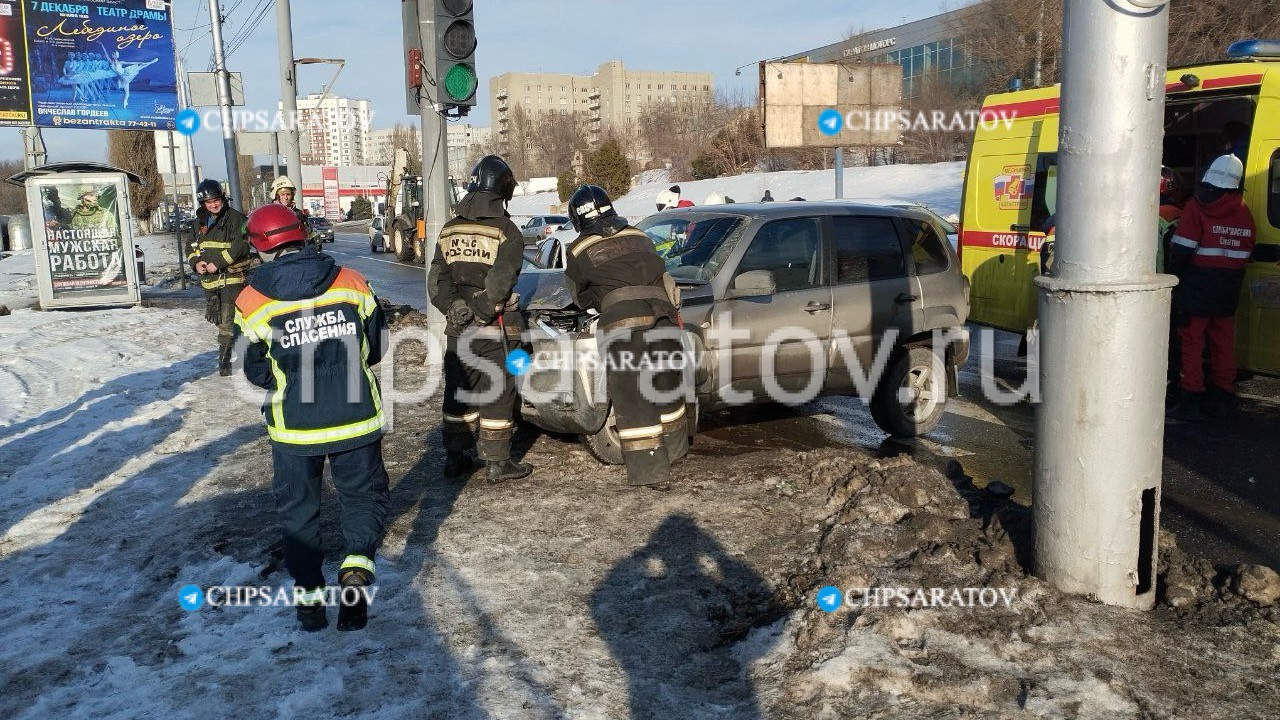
top-left (2, 161), bottom-right (1277, 719)
top-left (509, 161), bottom-right (965, 222)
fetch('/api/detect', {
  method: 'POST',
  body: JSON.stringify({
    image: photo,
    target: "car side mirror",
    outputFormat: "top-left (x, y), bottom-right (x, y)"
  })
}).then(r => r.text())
top-left (723, 269), bottom-right (776, 299)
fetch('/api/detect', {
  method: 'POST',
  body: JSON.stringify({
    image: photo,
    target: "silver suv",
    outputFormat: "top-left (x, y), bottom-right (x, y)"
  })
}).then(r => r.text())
top-left (515, 202), bottom-right (970, 463)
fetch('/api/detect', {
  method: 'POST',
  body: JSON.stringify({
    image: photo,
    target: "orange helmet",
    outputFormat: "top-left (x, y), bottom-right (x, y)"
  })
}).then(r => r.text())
top-left (247, 203), bottom-right (307, 252)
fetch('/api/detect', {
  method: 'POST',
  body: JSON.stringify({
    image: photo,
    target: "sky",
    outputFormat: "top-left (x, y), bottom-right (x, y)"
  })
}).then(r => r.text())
top-left (5, 0), bottom-right (950, 178)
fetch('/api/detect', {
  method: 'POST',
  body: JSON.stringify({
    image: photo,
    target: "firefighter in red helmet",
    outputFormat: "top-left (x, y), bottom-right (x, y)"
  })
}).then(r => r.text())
top-left (233, 203), bottom-right (391, 632)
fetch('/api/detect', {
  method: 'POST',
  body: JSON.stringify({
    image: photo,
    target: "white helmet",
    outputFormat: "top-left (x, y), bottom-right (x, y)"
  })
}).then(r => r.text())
top-left (1202, 154), bottom-right (1244, 190)
top-left (271, 176), bottom-right (296, 199)
top-left (655, 185), bottom-right (680, 211)
top-left (704, 191), bottom-right (726, 205)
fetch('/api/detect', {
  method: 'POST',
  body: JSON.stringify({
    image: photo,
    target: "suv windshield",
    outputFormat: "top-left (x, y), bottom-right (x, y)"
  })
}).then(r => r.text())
top-left (637, 213), bottom-right (746, 283)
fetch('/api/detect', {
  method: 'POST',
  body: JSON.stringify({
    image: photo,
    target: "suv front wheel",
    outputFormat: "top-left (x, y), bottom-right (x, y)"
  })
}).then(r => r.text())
top-left (870, 345), bottom-right (948, 437)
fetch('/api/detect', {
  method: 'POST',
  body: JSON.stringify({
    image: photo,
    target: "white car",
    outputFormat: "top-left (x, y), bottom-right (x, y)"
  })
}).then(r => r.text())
top-left (369, 216), bottom-right (386, 253)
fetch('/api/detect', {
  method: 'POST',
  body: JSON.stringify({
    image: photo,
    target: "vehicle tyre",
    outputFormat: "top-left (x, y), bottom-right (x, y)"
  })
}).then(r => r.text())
top-left (393, 227), bottom-right (414, 262)
top-left (582, 405), bottom-right (624, 465)
top-left (870, 345), bottom-right (948, 437)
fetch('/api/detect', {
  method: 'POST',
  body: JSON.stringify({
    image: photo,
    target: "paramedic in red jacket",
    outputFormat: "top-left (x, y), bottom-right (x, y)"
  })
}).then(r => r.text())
top-left (1166, 154), bottom-right (1256, 420)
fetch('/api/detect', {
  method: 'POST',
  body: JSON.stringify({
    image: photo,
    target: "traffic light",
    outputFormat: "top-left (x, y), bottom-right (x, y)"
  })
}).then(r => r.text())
top-left (436, 0), bottom-right (478, 110)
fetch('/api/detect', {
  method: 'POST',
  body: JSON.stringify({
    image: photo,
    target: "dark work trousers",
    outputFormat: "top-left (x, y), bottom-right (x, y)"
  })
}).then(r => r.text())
top-left (442, 332), bottom-right (517, 461)
top-left (206, 283), bottom-right (243, 367)
top-left (602, 317), bottom-right (688, 471)
top-left (271, 440), bottom-right (391, 590)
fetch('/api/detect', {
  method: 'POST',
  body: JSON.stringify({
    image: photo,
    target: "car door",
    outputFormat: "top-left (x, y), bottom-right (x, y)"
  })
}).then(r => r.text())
top-left (824, 214), bottom-right (921, 394)
top-left (711, 216), bottom-right (831, 402)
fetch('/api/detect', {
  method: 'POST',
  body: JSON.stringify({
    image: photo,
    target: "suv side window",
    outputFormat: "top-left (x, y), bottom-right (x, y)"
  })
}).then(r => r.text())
top-left (900, 218), bottom-right (950, 275)
top-left (830, 216), bottom-right (905, 283)
top-left (735, 217), bottom-right (823, 292)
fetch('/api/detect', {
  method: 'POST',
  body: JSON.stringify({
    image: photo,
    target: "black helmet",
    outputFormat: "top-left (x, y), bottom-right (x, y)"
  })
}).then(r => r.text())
top-left (567, 184), bottom-right (619, 233)
top-left (197, 179), bottom-right (226, 203)
top-left (467, 155), bottom-right (517, 202)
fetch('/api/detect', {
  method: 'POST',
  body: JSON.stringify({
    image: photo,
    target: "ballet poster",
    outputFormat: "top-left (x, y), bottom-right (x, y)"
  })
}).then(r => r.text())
top-left (25, 0), bottom-right (177, 131)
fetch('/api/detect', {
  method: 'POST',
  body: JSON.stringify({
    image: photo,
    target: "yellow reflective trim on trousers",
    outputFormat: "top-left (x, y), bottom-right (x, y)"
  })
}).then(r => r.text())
top-left (341, 555), bottom-right (376, 574)
top-left (660, 407), bottom-right (686, 423)
top-left (444, 412), bottom-right (480, 423)
top-left (295, 587), bottom-right (325, 605)
top-left (267, 413), bottom-right (386, 445)
top-left (618, 424), bottom-right (662, 440)
top-left (478, 418), bottom-right (513, 430)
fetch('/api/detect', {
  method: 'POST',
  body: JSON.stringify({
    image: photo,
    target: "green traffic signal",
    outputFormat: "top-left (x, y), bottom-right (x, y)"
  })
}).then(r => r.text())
top-left (444, 63), bottom-right (477, 102)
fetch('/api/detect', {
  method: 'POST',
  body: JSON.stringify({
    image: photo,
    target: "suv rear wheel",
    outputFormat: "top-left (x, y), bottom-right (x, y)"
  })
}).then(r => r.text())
top-left (871, 345), bottom-right (947, 437)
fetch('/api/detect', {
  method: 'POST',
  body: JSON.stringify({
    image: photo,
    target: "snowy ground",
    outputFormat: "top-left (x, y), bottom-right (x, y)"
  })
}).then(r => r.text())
top-left (508, 161), bottom-right (965, 223)
top-left (3, 163), bottom-right (1278, 718)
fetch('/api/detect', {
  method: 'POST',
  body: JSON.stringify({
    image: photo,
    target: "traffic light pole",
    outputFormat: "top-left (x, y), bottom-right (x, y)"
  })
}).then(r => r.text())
top-left (418, 0), bottom-right (449, 336)
top-left (1032, 0), bottom-right (1173, 610)
top-left (207, 0), bottom-right (243, 209)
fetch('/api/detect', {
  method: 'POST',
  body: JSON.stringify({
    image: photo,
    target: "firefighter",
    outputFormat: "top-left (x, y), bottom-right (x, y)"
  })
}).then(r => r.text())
top-left (1166, 154), bottom-right (1257, 421)
top-left (271, 175), bottom-right (316, 244)
top-left (428, 155), bottom-right (532, 483)
top-left (233, 203), bottom-right (391, 632)
top-left (564, 184), bottom-right (688, 486)
top-left (188, 179), bottom-right (251, 375)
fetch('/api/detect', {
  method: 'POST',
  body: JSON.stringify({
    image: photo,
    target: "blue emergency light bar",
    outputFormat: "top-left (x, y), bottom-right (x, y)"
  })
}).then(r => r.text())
top-left (1226, 39), bottom-right (1280, 60)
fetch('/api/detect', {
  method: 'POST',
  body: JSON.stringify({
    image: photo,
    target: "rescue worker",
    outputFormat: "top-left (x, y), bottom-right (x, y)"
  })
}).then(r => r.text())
top-left (428, 155), bottom-right (532, 483)
top-left (1166, 154), bottom-right (1256, 421)
top-left (1157, 166), bottom-right (1186, 273)
top-left (188, 179), bottom-right (251, 375)
top-left (656, 184), bottom-right (694, 212)
top-left (233, 203), bottom-right (391, 632)
top-left (564, 184), bottom-right (688, 486)
top-left (271, 176), bottom-right (317, 245)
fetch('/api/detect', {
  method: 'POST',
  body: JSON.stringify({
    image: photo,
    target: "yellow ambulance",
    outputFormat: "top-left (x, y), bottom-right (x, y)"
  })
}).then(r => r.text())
top-left (960, 39), bottom-right (1280, 375)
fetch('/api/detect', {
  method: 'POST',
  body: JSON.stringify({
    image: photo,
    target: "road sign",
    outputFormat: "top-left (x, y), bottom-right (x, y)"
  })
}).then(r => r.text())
top-left (188, 72), bottom-right (245, 107)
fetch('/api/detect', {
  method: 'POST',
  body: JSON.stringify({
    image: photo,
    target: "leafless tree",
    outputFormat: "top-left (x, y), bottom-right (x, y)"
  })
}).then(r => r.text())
top-left (107, 130), bottom-right (164, 233)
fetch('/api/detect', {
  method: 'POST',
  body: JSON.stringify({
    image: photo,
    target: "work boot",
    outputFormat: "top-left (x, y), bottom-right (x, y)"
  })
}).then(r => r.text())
top-left (294, 587), bottom-right (328, 632)
top-left (1202, 387), bottom-right (1236, 420)
top-left (623, 445), bottom-right (671, 487)
top-left (443, 451), bottom-right (479, 479)
top-left (337, 567), bottom-right (373, 632)
top-left (217, 343), bottom-right (233, 377)
top-left (1166, 391), bottom-right (1203, 422)
top-left (485, 459), bottom-right (533, 483)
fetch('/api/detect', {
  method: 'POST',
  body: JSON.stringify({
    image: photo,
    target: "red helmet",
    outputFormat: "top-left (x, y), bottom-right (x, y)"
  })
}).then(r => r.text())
top-left (247, 203), bottom-right (307, 252)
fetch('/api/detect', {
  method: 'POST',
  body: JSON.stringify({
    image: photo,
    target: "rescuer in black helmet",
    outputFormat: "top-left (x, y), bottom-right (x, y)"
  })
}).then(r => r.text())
top-left (188, 179), bottom-right (251, 375)
top-left (427, 155), bottom-right (531, 483)
top-left (564, 184), bottom-right (688, 486)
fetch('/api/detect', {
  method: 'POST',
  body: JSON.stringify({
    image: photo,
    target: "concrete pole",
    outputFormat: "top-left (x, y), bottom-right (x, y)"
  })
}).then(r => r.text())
top-left (166, 130), bottom-right (187, 289)
top-left (417, 0), bottom-right (448, 335)
top-left (275, 0), bottom-right (302, 178)
top-left (207, 0), bottom-right (243, 209)
top-left (22, 127), bottom-right (46, 170)
top-left (1033, 0), bottom-right (1045, 87)
top-left (175, 58), bottom-right (201, 193)
top-left (1032, 0), bottom-right (1173, 610)
top-left (834, 147), bottom-right (844, 199)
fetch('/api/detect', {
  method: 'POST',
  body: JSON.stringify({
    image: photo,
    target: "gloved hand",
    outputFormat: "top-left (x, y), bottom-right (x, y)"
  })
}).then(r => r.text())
top-left (447, 300), bottom-right (474, 328)
top-left (468, 296), bottom-right (498, 325)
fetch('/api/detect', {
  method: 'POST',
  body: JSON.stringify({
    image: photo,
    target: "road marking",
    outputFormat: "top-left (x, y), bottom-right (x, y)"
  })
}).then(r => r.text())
top-left (325, 248), bottom-right (421, 269)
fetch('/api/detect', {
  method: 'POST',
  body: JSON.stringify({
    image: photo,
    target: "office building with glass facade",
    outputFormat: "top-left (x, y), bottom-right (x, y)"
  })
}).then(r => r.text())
top-left (780, 7), bottom-right (977, 99)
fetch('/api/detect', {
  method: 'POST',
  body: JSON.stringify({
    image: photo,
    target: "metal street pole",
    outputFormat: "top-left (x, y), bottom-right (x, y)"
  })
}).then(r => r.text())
top-left (1033, 0), bottom-right (1045, 87)
top-left (1032, 0), bottom-right (1173, 610)
top-left (175, 57), bottom-right (201, 194)
top-left (275, 0), bottom-right (303, 179)
top-left (417, 0), bottom-right (448, 335)
top-left (165, 130), bottom-right (187, 289)
top-left (834, 147), bottom-right (844, 198)
top-left (207, 0), bottom-right (243, 209)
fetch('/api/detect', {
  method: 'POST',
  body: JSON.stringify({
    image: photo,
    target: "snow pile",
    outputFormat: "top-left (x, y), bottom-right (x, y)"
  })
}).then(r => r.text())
top-left (508, 161), bottom-right (965, 222)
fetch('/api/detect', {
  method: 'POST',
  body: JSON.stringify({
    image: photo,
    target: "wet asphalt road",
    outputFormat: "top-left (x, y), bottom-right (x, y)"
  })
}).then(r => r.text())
top-left (335, 227), bottom-right (1280, 568)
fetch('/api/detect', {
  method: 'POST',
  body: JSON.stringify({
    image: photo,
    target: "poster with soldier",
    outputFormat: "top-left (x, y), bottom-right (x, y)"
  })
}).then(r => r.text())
top-left (28, 173), bottom-right (139, 307)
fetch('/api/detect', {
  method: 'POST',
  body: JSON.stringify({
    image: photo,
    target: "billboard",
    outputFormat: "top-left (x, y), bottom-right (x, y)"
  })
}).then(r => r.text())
top-left (0, 2), bottom-right (32, 125)
top-left (762, 62), bottom-right (902, 149)
top-left (16, 0), bottom-right (177, 131)
top-left (27, 172), bottom-right (140, 308)
top-left (322, 166), bottom-right (340, 220)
